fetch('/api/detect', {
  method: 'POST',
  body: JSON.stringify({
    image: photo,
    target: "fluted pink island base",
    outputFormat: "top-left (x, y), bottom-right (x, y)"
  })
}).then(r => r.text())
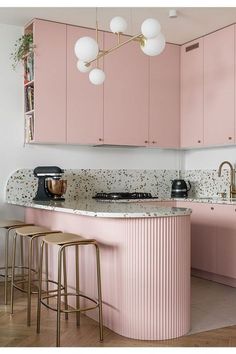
top-left (25, 208), bottom-right (191, 340)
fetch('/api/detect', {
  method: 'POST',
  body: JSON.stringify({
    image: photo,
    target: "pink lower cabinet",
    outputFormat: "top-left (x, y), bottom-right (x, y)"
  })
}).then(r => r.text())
top-left (179, 202), bottom-right (217, 273)
top-left (66, 25), bottom-right (104, 144)
top-left (103, 33), bottom-right (149, 146)
top-left (214, 205), bottom-right (236, 279)
top-left (177, 201), bottom-right (236, 286)
top-left (25, 207), bottom-right (191, 340)
top-left (149, 44), bottom-right (180, 148)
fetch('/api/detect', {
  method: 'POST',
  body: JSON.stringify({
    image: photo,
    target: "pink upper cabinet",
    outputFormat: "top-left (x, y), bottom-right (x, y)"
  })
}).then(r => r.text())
top-left (67, 26), bottom-right (104, 145)
top-left (149, 44), bottom-right (180, 148)
top-left (103, 32), bottom-right (149, 146)
top-left (204, 25), bottom-right (235, 146)
top-left (34, 19), bottom-right (66, 143)
top-left (180, 38), bottom-right (204, 148)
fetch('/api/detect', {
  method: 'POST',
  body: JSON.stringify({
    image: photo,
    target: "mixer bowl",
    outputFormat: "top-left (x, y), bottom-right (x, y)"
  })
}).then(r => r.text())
top-left (46, 179), bottom-right (67, 199)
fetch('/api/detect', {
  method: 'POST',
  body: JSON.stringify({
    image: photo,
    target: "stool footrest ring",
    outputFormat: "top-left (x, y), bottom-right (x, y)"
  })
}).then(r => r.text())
top-left (40, 292), bottom-right (99, 313)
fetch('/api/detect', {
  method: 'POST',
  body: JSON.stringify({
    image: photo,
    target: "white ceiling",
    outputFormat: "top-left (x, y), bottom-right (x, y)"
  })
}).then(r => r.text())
top-left (1, 7), bottom-right (236, 44)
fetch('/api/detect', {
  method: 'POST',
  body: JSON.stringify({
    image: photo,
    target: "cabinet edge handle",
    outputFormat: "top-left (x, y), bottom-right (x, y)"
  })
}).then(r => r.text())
top-left (185, 42), bottom-right (199, 52)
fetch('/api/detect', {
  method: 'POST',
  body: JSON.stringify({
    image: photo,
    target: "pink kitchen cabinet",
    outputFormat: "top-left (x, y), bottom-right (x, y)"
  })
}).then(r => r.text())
top-left (214, 205), bottom-right (236, 279)
top-left (66, 25), bottom-right (104, 144)
top-left (180, 39), bottom-right (204, 148)
top-left (204, 25), bottom-right (235, 146)
top-left (30, 19), bottom-right (67, 143)
top-left (149, 44), bottom-right (180, 148)
top-left (177, 202), bottom-right (216, 273)
top-left (103, 32), bottom-right (149, 146)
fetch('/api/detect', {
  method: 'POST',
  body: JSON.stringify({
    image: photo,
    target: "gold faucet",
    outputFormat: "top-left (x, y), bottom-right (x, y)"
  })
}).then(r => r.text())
top-left (218, 160), bottom-right (236, 198)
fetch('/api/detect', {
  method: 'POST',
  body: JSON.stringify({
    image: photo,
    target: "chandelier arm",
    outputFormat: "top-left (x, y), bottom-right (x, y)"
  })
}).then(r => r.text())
top-left (85, 33), bottom-right (144, 67)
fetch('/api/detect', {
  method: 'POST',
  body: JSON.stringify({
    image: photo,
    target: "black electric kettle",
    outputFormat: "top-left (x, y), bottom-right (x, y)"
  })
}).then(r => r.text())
top-left (171, 179), bottom-right (191, 198)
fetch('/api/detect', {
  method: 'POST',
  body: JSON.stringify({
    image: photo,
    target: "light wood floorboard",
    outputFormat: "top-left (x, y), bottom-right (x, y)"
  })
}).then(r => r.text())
top-left (1, 284), bottom-right (236, 347)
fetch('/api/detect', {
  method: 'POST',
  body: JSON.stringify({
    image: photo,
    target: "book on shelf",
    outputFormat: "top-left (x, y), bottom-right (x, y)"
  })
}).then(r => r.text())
top-left (25, 85), bottom-right (34, 112)
top-left (24, 52), bottom-right (34, 84)
top-left (25, 114), bottom-right (34, 142)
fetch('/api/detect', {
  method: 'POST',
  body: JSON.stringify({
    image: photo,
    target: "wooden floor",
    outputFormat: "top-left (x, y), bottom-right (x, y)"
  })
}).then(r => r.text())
top-left (1, 284), bottom-right (236, 347)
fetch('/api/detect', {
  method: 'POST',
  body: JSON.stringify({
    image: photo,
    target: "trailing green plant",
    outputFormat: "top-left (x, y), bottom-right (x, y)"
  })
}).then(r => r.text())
top-left (11, 33), bottom-right (34, 70)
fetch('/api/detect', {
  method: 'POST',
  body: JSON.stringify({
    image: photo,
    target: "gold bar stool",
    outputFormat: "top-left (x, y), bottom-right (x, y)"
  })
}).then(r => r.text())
top-left (36, 232), bottom-right (103, 347)
top-left (0, 220), bottom-right (34, 305)
top-left (10, 225), bottom-right (60, 326)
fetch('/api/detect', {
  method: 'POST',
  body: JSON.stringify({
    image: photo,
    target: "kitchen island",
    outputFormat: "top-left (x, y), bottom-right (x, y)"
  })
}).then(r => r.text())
top-left (7, 199), bottom-right (191, 341)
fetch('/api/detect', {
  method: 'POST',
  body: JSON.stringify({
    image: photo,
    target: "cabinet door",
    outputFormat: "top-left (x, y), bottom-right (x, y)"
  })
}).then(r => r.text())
top-left (67, 26), bottom-right (104, 144)
top-left (149, 44), bottom-right (180, 148)
top-left (215, 205), bottom-right (236, 278)
top-left (180, 39), bottom-right (204, 148)
top-left (178, 202), bottom-right (217, 273)
top-left (34, 19), bottom-right (66, 143)
top-left (103, 32), bottom-right (149, 146)
top-left (204, 25), bottom-right (235, 146)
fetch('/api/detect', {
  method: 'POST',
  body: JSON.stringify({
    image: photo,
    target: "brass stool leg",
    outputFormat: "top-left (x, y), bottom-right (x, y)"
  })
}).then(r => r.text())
top-left (4, 229), bottom-right (10, 305)
top-left (45, 243), bottom-right (49, 305)
top-left (20, 237), bottom-right (24, 290)
top-left (75, 245), bottom-right (80, 326)
top-left (37, 240), bottom-right (44, 334)
top-left (57, 246), bottom-right (63, 347)
top-left (94, 243), bottom-right (103, 342)
top-left (27, 236), bottom-right (34, 326)
top-left (10, 233), bottom-right (17, 315)
top-left (63, 248), bottom-right (68, 320)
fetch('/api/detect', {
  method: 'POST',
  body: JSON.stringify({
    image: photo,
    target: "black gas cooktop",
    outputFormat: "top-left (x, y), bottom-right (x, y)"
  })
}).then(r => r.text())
top-left (93, 192), bottom-right (158, 200)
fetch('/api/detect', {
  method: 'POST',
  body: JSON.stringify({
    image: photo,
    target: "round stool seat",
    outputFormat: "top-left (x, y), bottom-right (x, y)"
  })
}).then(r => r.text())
top-left (43, 232), bottom-right (95, 245)
top-left (15, 225), bottom-right (56, 237)
top-left (0, 220), bottom-right (27, 229)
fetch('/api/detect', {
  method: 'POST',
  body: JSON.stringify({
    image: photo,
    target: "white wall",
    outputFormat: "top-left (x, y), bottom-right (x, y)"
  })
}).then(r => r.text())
top-left (183, 146), bottom-right (236, 170)
top-left (0, 23), bottom-right (180, 218)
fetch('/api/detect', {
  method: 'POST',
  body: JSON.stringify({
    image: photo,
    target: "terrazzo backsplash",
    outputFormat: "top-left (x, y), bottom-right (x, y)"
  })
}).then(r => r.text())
top-left (5, 168), bottom-right (231, 202)
top-left (6, 169), bottom-right (178, 202)
top-left (180, 169), bottom-right (231, 198)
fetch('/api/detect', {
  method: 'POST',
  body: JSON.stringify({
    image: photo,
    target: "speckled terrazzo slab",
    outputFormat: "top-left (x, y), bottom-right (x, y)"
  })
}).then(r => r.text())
top-left (7, 199), bottom-right (192, 218)
top-left (6, 169), bottom-right (178, 202)
top-left (181, 169), bottom-right (231, 198)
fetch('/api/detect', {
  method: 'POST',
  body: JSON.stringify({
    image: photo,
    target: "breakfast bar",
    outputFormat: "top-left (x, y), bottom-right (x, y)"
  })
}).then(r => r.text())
top-left (8, 199), bottom-right (191, 341)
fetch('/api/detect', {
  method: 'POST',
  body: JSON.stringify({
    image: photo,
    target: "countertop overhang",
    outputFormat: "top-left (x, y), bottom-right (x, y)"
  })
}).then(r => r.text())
top-left (7, 199), bottom-right (192, 218)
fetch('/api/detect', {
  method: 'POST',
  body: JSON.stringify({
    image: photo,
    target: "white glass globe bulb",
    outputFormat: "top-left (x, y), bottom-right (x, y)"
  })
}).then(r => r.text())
top-left (141, 33), bottom-right (166, 56)
top-left (76, 60), bottom-right (91, 73)
top-left (89, 68), bottom-right (106, 85)
top-left (74, 36), bottom-right (99, 62)
top-left (110, 16), bottom-right (128, 33)
top-left (141, 18), bottom-right (161, 39)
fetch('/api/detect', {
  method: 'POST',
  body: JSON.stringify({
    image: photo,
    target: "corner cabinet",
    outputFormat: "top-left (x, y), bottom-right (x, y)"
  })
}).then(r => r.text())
top-left (24, 19), bottom-right (67, 144)
top-left (149, 44), bottom-right (180, 148)
top-left (180, 24), bottom-right (236, 149)
top-left (204, 25), bottom-right (235, 146)
top-left (103, 32), bottom-right (149, 146)
top-left (66, 25), bottom-right (104, 145)
top-left (180, 39), bottom-right (204, 148)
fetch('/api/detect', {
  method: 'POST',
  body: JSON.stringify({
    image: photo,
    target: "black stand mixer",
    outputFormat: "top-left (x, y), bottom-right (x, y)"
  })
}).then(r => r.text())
top-left (33, 166), bottom-right (67, 201)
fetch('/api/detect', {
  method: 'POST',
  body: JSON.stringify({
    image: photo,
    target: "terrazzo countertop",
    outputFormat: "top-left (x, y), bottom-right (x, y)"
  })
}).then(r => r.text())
top-left (7, 199), bottom-right (191, 218)
top-left (170, 197), bottom-right (236, 205)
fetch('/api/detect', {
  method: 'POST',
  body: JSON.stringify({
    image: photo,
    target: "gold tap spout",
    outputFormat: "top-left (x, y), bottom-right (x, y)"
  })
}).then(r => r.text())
top-left (218, 160), bottom-right (236, 198)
